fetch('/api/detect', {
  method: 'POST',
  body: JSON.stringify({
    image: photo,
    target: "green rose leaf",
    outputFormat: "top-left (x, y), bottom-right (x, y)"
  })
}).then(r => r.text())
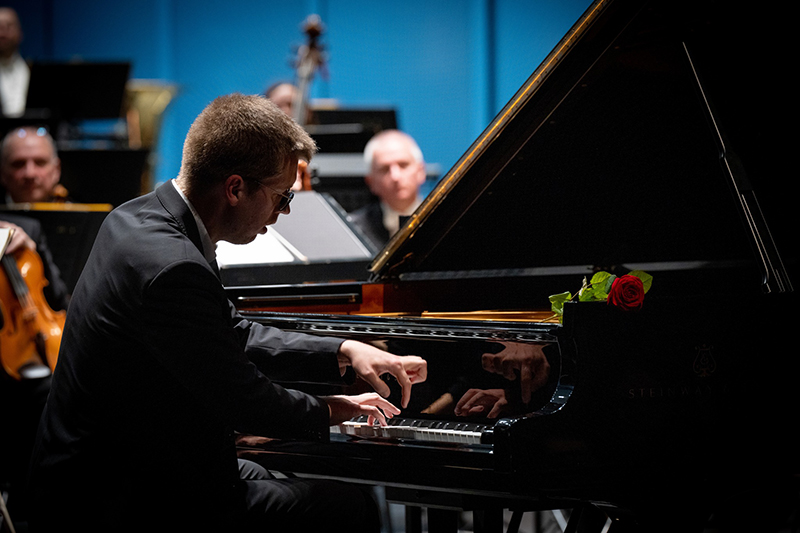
top-left (580, 271), bottom-right (615, 301)
top-left (549, 291), bottom-right (572, 315)
top-left (628, 269), bottom-right (653, 293)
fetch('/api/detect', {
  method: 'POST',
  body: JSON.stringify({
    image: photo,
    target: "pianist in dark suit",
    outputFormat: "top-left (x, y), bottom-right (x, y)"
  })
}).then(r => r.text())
top-left (349, 129), bottom-right (426, 248)
top-left (26, 93), bottom-right (426, 533)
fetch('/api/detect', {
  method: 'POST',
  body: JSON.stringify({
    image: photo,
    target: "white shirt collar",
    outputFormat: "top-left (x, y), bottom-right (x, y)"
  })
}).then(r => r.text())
top-left (0, 53), bottom-right (29, 118)
top-left (381, 197), bottom-right (422, 236)
top-left (171, 179), bottom-right (216, 264)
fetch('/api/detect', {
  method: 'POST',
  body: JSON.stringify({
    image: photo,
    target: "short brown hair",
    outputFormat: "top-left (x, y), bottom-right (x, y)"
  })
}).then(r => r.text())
top-left (179, 93), bottom-right (316, 194)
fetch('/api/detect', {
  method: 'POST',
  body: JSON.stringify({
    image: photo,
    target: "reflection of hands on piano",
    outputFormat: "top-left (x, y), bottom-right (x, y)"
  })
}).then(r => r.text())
top-left (324, 392), bottom-right (401, 426)
top-left (481, 342), bottom-right (550, 404)
top-left (337, 339), bottom-right (428, 408)
top-left (454, 389), bottom-right (508, 419)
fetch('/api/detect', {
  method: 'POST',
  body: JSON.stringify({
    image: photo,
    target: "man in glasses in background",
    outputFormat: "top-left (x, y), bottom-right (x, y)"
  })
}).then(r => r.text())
top-left (27, 93), bottom-right (427, 533)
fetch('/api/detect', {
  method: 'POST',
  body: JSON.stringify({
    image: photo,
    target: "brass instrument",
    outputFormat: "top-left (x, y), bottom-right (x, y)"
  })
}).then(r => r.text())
top-left (124, 80), bottom-right (178, 194)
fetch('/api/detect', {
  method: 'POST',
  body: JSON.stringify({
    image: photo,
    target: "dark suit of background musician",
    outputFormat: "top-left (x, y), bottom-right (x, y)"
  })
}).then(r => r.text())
top-left (349, 129), bottom-right (426, 249)
top-left (26, 93), bottom-right (425, 532)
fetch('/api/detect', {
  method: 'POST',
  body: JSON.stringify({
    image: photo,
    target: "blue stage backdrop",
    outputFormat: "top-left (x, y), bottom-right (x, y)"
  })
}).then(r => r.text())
top-left (9, 0), bottom-right (591, 192)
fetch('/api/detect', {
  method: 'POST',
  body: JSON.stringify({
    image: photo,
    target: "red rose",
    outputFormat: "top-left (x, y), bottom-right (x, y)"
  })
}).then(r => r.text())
top-left (607, 275), bottom-right (645, 311)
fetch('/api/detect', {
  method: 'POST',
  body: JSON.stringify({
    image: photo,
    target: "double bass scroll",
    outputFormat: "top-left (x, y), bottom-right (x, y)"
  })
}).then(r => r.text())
top-left (292, 14), bottom-right (326, 129)
top-left (290, 14), bottom-right (326, 191)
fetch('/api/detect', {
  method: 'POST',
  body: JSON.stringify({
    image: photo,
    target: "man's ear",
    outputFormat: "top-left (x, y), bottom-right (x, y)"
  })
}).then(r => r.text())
top-left (415, 161), bottom-right (426, 186)
top-left (51, 157), bottom-right (62, 185)
top-left (224, 174), bottom-right (246, 206)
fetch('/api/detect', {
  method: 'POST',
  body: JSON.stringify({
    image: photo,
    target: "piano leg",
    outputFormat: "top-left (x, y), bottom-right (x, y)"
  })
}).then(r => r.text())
top-left (404, 506), bottom-right (422, 533)
top-left (564, 505), bottom-right (609, 533)
top-left (506, 510), bottom-right (523, 533)
top-left (473, 508), bottom-right (504, 533)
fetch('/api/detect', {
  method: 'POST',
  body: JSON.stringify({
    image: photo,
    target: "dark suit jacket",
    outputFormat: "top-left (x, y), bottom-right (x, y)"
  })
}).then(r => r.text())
top-left (27, 182), bottom-right (346, 531)
top-left (348, 201), bottom-right (390, 250)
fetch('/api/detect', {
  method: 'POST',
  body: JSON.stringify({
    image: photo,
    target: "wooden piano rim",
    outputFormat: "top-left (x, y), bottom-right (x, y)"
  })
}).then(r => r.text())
top-left (369, 310), bottom-right (561, 323)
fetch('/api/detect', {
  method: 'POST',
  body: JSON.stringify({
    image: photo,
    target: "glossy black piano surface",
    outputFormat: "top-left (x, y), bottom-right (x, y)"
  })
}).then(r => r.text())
top-left (231, 0), bottom-right (796, 530)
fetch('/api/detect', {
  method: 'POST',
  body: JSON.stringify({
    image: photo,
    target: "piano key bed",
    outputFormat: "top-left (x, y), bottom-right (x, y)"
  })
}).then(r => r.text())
top-left (333, 415), bottom-right (493, 445)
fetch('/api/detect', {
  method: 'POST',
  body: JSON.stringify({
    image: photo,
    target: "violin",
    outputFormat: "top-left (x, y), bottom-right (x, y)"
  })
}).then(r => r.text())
top-left (0, 247), bottom-right (66, 380)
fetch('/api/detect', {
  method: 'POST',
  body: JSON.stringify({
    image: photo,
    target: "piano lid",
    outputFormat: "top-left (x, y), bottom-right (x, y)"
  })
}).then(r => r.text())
top-left (370, 0), bottom-right (793, 296)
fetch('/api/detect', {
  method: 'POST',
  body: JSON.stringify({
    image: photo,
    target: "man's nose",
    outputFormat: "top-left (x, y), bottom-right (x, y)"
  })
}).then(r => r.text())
top-left (23, 161), bottom-right (38, 176)
top-left (388, 165), bottom-right (403, 181)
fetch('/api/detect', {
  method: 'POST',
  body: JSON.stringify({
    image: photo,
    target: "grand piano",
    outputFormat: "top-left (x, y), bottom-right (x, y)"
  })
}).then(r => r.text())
top-left (229, 0), bottom-right (797, 530)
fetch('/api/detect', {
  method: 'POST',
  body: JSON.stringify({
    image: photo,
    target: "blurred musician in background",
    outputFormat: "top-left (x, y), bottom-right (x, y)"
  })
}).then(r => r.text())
top-left (349, 129), bottom-right (426, 248)
top-left (26, 93), bottom-right (426, 533)
top-left (265, 81), bottom-right (314, 190)
top-left (0, 7), bottom-right (27, 118)
top-left (0, 126), bottom-right (71, 315)
top-left (1, 126), bottom-right (69, 203)
top-left (265, 81), bottom-right (298, 118)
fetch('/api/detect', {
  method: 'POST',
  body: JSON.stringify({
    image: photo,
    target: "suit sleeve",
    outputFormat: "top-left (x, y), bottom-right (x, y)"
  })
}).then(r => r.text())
top-left (143, 260), bottom-right (330, 440)
top-left (226, 301), bottom-right (347, 384)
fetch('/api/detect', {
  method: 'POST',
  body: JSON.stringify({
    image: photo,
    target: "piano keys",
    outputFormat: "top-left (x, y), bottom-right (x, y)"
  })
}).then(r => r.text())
top-left (231, 0), bottom-right (796, 530)
top-left (333, 416), bottom-right (492, 445)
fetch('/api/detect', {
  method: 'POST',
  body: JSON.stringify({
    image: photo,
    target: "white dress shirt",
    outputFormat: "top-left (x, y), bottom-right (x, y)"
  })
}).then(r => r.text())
top-left (0, 53), bottom-right (29, 117)
top-left (381, 197), bottom-right (422, 236)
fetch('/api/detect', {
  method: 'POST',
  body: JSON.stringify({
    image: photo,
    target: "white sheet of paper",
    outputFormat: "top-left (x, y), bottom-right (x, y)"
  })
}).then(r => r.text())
top-left (0, 227), bottom-right (12, 256)
top-left (215, 230), bottom-right (297, 267)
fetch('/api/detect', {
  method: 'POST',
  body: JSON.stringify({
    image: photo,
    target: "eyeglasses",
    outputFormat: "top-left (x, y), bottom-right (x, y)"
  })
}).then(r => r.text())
top-left (242, 176), bottom-right (295, 212)
top-left (263, 184), bottom-right (294, 212)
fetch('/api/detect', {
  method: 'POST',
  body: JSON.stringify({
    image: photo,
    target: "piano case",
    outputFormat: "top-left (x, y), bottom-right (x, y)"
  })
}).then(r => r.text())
top-left (230, 0), bottom-right (796, 530)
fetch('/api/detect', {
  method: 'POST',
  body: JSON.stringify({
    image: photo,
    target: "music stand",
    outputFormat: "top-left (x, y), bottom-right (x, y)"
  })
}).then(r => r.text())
top-left (307, 108), bottom-right (397, 153)
top-left (0, 204), bottom-right (111, 293)
top-left (25, 62), bottom-right (131, 121)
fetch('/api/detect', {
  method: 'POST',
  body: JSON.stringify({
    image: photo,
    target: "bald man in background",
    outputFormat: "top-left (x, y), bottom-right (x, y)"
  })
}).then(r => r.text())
top-left (349, 130), bottom-right (426, 248)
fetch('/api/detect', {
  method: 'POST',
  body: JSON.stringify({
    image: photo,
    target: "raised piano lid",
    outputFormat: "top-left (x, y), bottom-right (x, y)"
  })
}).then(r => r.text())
top-left (238, 0), bottom-right (796, 515)
top-left (369, 0), bottom-right (794, 303)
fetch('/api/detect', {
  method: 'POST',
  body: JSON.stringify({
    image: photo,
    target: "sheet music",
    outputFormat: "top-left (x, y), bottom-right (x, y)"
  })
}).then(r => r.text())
top-left (215, 229), bottom-right (302, 267)
top-left (0, 227), bottom-right (12, 256)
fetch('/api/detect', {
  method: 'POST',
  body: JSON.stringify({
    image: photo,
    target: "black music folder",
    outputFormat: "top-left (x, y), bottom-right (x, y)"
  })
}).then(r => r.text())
top-left (306, 108), bottom-right (397, 153)
top-left (25, 62), bottom-right (131, 121)
top-left (58, 148), bottom-right (149, 207)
